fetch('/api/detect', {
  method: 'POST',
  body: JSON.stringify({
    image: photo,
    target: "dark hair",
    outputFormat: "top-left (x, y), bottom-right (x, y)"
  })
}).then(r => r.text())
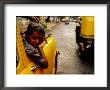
top-left (26, 24), bottom-right (45, 36)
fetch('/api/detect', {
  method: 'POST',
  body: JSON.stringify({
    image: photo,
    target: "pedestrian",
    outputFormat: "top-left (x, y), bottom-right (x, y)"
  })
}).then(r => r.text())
top-left (21, 23), bottom-right (48, 69)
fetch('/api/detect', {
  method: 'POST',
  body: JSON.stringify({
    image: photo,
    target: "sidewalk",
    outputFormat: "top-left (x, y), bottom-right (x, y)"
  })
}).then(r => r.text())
top-left (46, 22), bottom-right (59, 31)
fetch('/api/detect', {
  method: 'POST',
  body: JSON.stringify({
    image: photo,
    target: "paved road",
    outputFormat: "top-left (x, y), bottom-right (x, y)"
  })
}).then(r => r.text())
top-left (46, 22), bottom-right (94, 74)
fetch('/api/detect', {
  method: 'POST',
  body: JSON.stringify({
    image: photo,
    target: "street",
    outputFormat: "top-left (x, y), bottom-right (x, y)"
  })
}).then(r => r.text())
top-left (46, 22), bottom-right (94, 74)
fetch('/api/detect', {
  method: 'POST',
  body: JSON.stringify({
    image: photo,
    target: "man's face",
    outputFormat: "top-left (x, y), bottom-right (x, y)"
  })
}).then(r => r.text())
top-left (28, 31), bottom-right (44, 47)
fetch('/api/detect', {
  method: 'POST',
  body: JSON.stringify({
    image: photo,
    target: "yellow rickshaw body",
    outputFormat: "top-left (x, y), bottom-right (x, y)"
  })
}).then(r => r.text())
top-left (16, 24), bottom-right (57, 74)
top-left (77, 16), bottom-right (94, 58)
top-left (80, 16), bottom-right (94, 39)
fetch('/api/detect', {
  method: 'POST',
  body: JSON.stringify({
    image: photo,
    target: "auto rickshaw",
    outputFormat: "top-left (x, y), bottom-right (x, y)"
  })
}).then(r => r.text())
top-left (16, 16), bottom-right (59, 74)
top-left (77, 16), bottom-right (94, 58)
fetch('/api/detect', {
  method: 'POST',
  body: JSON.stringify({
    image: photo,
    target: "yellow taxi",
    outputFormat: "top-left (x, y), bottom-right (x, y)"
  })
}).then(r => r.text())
top-left (16, 16), bottom-right (59, 74)
top-left (77, 16), bottom-right (94, 58)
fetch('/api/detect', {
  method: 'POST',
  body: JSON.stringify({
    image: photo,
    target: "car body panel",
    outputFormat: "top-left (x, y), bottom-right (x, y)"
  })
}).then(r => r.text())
top-left (80, 16), bottom-right (94, 38)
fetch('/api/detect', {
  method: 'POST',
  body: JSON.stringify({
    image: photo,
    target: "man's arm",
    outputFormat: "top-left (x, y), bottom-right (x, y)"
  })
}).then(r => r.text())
top-left (37, 42), bottom-right (48, 68)
top-left (26, 53), bottom-right (48, 69)
top-left (23, 39), bottom-right (48, 69)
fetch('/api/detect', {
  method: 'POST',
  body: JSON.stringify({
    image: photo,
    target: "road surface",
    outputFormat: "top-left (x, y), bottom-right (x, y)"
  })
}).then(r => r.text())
top-left (46, 22), bottom-right (94, 74)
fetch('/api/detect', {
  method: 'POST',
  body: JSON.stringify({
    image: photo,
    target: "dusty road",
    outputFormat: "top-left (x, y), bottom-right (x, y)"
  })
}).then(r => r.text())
top-left (46, 22), bottom-right (94, 74)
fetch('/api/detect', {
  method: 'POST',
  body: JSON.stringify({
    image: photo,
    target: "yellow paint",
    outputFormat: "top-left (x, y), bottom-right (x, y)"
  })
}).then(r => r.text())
top-left (80, 16), bottom-right (94, 38)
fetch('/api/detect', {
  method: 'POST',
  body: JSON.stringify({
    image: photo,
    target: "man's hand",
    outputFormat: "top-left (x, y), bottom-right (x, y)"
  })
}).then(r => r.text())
top-left (38, 41), bottom-right (46, 49)
top-left (37, 41), bottom-right (48, 68)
